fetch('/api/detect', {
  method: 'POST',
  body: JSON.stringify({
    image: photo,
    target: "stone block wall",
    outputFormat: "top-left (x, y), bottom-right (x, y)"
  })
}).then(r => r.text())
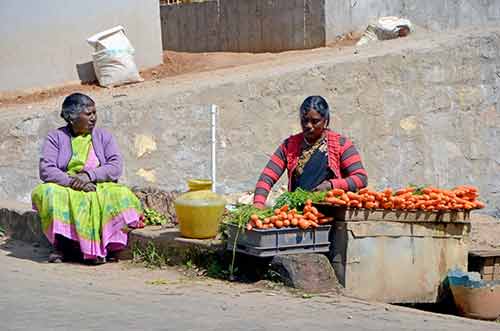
top-left (1, 27), bottom-right (499, 216)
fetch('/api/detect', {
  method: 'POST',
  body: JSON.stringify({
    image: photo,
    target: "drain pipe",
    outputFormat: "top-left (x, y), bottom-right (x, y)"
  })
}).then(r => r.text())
top-left (211, 104), bottom-right (217, 193)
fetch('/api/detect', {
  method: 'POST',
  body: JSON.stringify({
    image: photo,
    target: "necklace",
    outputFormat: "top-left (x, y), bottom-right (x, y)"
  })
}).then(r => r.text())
top-left (303, 131), bottom-right (325, 146)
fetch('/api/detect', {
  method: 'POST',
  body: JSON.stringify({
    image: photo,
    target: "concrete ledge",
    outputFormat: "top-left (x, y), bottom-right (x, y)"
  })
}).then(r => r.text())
top-left (0, 201), bottom-right (224, 262)
top-left (117, 226), bottom-right (224, 261)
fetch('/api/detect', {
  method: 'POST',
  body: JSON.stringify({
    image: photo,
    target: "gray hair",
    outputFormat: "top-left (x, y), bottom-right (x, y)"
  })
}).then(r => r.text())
top-left (60, 93), bottom-right (95, 124)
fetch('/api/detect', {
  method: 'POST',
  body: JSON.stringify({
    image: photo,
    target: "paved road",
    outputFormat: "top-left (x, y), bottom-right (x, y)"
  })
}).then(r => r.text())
top-left (1, 239), bottom-right (499, 331)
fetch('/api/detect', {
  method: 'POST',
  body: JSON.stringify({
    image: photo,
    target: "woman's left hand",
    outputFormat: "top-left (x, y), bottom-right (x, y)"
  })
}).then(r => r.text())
top-left (313, 180), bottom-right (332, 192)
top-left (69, 172), bottom-right (91, 191)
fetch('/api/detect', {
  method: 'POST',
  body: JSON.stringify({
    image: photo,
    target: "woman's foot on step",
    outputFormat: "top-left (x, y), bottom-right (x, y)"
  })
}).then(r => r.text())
top-left (48, 251), bottom-right (64, 263)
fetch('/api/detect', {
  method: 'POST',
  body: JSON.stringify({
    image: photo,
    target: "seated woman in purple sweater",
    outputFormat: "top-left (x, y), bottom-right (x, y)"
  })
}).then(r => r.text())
top-left (32, 93), bottom-right (143, 264)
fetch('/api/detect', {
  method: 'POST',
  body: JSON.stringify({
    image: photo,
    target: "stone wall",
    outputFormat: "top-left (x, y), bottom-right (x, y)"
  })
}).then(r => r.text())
top-left (1, 27), bottom-right (499, 216)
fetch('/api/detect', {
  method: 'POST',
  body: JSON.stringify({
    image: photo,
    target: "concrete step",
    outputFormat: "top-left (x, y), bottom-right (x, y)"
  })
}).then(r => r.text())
top-left (0, 201), bottom-right (224, 260)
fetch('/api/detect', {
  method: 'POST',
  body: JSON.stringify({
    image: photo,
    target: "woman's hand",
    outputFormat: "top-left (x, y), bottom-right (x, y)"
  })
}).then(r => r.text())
top-left (82, 182), bottom-right (97, 192)
top-left (69, 172), bottom-right (91, 191)
top-left (313, 180), bottom-right (332, 192)
top-left (253, 202), bottom-right (266, 210)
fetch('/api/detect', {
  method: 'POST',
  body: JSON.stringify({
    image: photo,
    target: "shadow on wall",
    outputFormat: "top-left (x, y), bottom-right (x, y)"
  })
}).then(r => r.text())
top-left (76, 62), bottom-right (98, 84)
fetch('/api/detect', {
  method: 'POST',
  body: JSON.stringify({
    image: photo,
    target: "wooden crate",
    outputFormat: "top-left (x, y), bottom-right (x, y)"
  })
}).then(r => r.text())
top-left (469, 250), bottom-right (500, 281)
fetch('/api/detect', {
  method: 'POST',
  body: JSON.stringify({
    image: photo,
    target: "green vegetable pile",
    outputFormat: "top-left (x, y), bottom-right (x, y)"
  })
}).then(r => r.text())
top-left (273, 188), bottom-right (327, 210)
top-left (222, 188), bottom-right (327, 227)
top-left (221, 204), bottom-right (273, 228)
top-left (143, 208), bottom-right (168, 226)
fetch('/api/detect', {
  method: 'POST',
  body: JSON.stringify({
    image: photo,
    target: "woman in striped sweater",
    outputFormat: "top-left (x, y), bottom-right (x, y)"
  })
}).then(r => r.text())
top-left (253, 96), bottom-right (368, 208)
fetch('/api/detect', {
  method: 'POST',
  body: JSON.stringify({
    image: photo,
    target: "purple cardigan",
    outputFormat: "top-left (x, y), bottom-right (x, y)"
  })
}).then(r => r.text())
top-left (39, 126), bottom-right (123, 187)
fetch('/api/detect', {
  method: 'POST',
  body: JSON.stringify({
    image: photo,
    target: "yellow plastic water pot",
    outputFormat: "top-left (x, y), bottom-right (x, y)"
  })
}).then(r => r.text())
top-left (174, 190), bottom-right (226, 239)
top-left (187, 179), bottom-right (213, 192)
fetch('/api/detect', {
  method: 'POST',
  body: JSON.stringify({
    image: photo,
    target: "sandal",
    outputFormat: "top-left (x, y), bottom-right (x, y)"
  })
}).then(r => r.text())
top-left (85, 257), bottom-right (106, 266)
top-left (48, 251), bottom-right (63, 263)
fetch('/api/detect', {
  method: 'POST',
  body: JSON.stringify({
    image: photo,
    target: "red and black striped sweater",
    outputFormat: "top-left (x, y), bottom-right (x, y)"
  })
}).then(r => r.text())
top-left (253, 130), bottom-right (368, 208)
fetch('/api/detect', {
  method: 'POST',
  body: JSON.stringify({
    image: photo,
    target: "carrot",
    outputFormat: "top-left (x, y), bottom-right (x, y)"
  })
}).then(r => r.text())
top-left (393, 196), bottom-right (404, 205)
top-left (399, 192), bottom-right (413, 200)
top-left (304, 212), bottom-right (318, 221)
top-left (340, 193), bottom-right (350, 202)
top-left (280, 205), bottom-right (289, 212)
top-left (270, 215), bottom-right (278, 223)
top-left (255, 220), bottom-right (263, 229)
top-left (331, 189), bottom-right (345, 196)
top-left (422, 187), bottom-right (433, 195)
top-left (395, 188), bottom-right (407, 196)
top-left (305, 199), bottom-right (313, 206)
top-left (429, 193), bottom-right (440, 200)
top-left (436, 204), bottom-right (446, 211)
top-left (274, 209), bottom-right (281, 216)
top-left (291, 218), bottom-right (299, 226)
top-left (464, 203), bottom-right (474, 210)
top-left (279, 212), bottom-right (288, 220)
top-left (334, 198), bottom-right (347, 205)
top-left (382, 202), bottom-right (393, 210)
top-left (364, 194), bottom-right (375, 202)
top-left (298, 219), bottom-right (310, 230)
top-left (263, 217), bottom-right (270, 224)
top-left (383, 188), bottom-right (393, 198)
top-left (283, 220), bottom-right (290, 227)
top-left (474, 201), bottom-right (485, 209)
top-left (318, 217), bottom-right (333, 224)
top-left (311, 206), bottom-right (319, 215)
top-left (303, 205), bottom-right (312, 213)
top-left (309, 221), bottom-right (319, 228)
top-left (274, 220), bottom-right (283, 228)
top-left (250, 214), bottom-right (259, 222)
top-left (348, 200), bottom-right (359, 207)
top-left (326, 197), bottom-right (347, 205)
top-left (347, 192), bottom-right (362, 201)
top-left (287, 213), bottom-right (294, 221)
top-left (365, 201), bottom-right (375, 209)
top-left (246, 223), bottom-right (253, 231)
top-left (359, 188), bottom-right (369, 194)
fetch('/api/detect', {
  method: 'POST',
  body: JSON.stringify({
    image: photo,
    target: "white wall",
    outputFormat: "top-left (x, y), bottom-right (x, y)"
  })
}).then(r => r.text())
top-left (0, 0), bottom-right (162, 93)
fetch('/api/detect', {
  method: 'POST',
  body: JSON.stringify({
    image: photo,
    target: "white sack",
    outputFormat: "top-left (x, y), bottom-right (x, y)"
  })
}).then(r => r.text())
top-left (87, 26), bottom-right (143, 87)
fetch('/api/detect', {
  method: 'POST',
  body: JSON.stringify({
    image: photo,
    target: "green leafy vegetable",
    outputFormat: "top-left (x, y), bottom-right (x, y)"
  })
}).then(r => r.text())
top-left (143, 208), bottom-right (168, 226)
top-left (273, 188), bottom-right (327, 211)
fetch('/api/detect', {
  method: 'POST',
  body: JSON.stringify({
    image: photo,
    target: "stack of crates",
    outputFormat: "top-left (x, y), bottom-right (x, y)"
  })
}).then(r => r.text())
top-left (225, 223), bottom-right (331, 257)
top-left (469, 250), bottom-right (500, 281)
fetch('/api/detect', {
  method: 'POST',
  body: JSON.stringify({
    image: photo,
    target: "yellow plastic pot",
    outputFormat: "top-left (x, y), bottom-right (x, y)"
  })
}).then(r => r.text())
top-left (174, 190), bottom-right (226, 239)
top-left (187, 179), bottom-right (213, 192)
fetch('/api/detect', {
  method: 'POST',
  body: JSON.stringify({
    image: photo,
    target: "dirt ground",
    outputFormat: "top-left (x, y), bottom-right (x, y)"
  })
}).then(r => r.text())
top-left (0, 34), bottom-right (359, 108)
top-left (1, 237), bottom-right (500, 331)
